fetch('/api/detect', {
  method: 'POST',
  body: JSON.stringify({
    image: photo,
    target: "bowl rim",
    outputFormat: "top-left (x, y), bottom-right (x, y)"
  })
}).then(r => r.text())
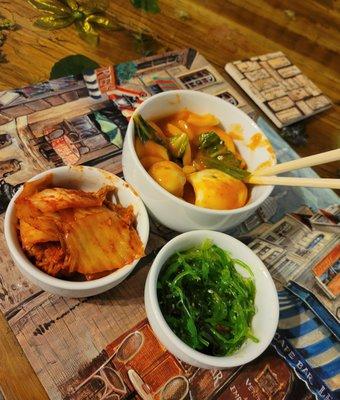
top-left (4, 165), bottom-right (149, 290)
top-left (126, 89), bottom-right (275, 216)
top-left (145, 230), bottom-right (279, 367)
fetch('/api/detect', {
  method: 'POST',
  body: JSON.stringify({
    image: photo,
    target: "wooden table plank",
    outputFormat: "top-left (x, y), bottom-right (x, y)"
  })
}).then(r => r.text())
top-left (0, 1), bottom-right (339, 399)
top-left (0, 314), bottom-right (47, 399)
top-left (0, 0), bottom-right (153, 89)
top-left (104, 0), bottom-right (340, 178)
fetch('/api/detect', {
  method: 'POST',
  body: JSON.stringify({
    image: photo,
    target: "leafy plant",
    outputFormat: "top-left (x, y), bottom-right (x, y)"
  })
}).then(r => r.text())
top-left (130, 0), bottom-right (160, 13)
top-left (130, 1), bottom-right (160, 55)
top-left (131, 31), bottom-right (158, 56)
top-left (28, 0), bottom-right (120, 45)
top-left (0, 15), bottom-right (17, 63)
top-left (28, 0), bottom-right (160, 47)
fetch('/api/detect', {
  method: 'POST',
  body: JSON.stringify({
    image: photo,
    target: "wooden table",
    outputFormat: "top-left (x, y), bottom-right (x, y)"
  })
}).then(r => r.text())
top-left (0, 1), bottom-right (339, 399)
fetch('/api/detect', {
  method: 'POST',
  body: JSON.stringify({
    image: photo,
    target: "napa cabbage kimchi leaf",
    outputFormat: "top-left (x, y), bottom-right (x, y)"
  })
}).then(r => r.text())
top-left (28, 185), bottom-right (114, 213)
top-left (15, 175), bottom-right (143, 279)
top-left (58, 207), bottom-right (144, 274)
top-left (19, 219), bottom-right (59, 250)
top-left (19, 174), bottom-right (53, 199)
top-left (104, 202), bottom-right (135, 225)
top-left (15, 174), bottom-right (53, 220)
top-left (15, 173), bottom-right (113, 216)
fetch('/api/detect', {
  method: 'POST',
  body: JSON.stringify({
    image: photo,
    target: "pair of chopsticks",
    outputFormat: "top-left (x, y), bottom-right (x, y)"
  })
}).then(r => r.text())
top-left (247, 149), bottom-right (340, 189)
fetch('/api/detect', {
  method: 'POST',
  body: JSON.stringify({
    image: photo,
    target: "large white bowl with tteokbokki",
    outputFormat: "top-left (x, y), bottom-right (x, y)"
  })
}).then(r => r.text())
top-left (4, 166), bottom-right (149, 298)
top-left (122, 90), bottom-right (276, 232)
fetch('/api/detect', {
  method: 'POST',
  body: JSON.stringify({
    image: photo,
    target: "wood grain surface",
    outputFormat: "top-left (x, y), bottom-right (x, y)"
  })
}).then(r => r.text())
top-left (0, 1), bottom-right (339, 399)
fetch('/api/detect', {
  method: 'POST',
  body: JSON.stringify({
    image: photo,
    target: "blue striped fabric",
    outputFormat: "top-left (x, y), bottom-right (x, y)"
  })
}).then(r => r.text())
top-left (280, 304), bottom-right (306, 319)
top-left (279, 318), bottom-right (320, 338)
top-left (315, 358), bottom-right (340, 380)
top-left (278, 289), bottom-right (340, 395)
top-left (298, 337), bottom-right (335, 359)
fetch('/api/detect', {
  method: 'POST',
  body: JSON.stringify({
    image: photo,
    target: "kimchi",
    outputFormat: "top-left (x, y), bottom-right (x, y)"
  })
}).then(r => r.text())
top-left (15, 174), bottom-right (144, 280)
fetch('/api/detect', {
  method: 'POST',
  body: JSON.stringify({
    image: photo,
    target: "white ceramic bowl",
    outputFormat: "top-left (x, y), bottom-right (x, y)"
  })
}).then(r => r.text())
top-left (4, 166), bottom-right (149, 298)
top-left (145, 230), bottom-right (279, 369)
top-left (122, 90), bottom-right (276, 232)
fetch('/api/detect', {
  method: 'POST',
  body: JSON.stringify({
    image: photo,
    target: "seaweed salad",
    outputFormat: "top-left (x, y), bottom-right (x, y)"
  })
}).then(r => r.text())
top-left (157, 239), bottom-right (258, 356)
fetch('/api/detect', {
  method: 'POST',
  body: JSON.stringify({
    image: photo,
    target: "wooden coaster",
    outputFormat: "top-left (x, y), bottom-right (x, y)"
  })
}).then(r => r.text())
top-left (225, 51), bottom-right (332, 128)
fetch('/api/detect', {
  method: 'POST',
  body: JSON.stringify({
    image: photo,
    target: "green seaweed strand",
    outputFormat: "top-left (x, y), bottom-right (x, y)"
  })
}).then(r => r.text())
top-left (157, 239), bottom-right (258, 356)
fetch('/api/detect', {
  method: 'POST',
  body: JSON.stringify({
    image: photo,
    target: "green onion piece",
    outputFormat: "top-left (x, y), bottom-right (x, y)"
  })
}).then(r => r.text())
top-left (133, 114), bottom-right (165, 145)
top-left (169, 133), bottom-right (189, 158)
top-left (197, 132), bottom-right (250, 180)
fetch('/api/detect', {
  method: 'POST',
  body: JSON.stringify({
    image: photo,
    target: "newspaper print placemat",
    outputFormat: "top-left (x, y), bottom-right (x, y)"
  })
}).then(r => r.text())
top-left (0, 48), bottom-right (254, 212)
top-left (0, 48), bottom-right (339, 399)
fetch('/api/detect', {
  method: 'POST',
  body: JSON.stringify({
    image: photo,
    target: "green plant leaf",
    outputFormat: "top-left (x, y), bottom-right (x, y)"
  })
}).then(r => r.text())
top-left (64, 0), bottom-right (78, 11)
top-left (34, 15), bottom-right (75, 29)
top-left (132, 31), bottom-right (157, 56)
top-left (0, 15), bottom-right (17, 63)
top-left (0, 17), bottom-right (16, 30)
top-left (130, 0), bottom-right (160, 13)
top-left (28, 0), bottom-right (71, 16)
top-left (75, 19), bottom-right (99, 45)
top-left (85, 14), bottom-right (120, 30)
top-left (49, 54), bottom-right (99, 79)
top-left (79, 0), bottom-right (109, 14)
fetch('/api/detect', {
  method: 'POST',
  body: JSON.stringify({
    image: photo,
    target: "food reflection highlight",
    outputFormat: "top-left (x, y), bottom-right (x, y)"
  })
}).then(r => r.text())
top-left (134, 109), bottom-right (250, 210)
top-left (15, 174), bottom-right (144, 281)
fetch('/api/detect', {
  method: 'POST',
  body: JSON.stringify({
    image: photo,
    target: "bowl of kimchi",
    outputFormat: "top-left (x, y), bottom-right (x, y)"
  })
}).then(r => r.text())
top-left (4, 166), bottom-right (149, 298)
top-left (122, 90), bottom-right (276, 232)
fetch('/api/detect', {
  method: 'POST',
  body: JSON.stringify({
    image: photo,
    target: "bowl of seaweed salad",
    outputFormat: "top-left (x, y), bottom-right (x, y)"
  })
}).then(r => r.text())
top-left (145, 230), bottom-right (279, 369)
